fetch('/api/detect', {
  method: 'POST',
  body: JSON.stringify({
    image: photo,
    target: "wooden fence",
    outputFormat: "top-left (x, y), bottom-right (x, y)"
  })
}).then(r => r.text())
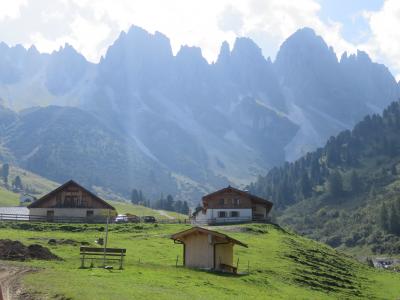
top-left (0, 212), bottom-right (190, 224)
top-left (0, 213), bottom-right (267, 225)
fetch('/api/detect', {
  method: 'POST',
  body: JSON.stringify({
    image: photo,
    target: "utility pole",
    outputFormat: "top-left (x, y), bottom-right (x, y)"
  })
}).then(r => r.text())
top-left (102, 210), bottom-right (110, 267)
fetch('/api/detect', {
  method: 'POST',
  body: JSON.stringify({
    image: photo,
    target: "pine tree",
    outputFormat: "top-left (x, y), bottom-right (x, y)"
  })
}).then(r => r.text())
top-left (379, 202), bottom-right (389, 231)
top-left (300, 172), bottom-right (312, 198)
top-left (174, 200), bottom-right (183, 213)
top-left (388, 205), bottom-right (400, 235)
top-left (131, 189), bottom-right (139, 204)
top-left (139, 190), bottom-right (144, 203)
top-left (12, 175), bottom-right (23, 190)
top-left (327, 171), bottom-right (343, 198)
top-left (166, 195), bottom-right (174, 211)
top-left (1, 163), bottom-right (9, 185)
top-left (391, 164), bottom-right (398, 175)
top-left (182, 201), bottom-right (189, 215)
top-left (350, 170), bottom-right (362, 194)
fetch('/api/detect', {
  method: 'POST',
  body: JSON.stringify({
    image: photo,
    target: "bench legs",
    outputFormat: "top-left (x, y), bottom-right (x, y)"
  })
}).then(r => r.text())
top-left (80, 255), bottom-right (85, 268)
top-left (119, 253), bottom-right (123, 270)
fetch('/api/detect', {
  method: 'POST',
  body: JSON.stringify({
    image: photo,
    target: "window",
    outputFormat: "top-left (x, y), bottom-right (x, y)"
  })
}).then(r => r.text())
top-left (219, 199), bottom-right (224, 205)
top-left (218, 211), bottom-right (227, 218)
top-left (86, 210), bottom-right (94, 217)
top-left (230, 211), bottom-right (239, 218)
top-left (232, 198), bottom-right (240, 206)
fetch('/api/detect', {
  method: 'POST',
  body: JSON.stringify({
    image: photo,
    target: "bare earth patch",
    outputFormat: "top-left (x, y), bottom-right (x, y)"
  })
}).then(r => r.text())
top-left (0, 240), bottom-right (60, 261)
top-left (0, 264), bottom-right (35, 300)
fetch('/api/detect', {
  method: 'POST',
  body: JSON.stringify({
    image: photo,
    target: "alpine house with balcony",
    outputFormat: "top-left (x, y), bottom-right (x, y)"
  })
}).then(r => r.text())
top-left (192, 186), bottom-right (273, 225)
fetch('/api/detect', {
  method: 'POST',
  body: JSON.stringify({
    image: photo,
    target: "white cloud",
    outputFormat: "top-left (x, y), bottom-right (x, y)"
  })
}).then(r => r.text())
top-left (360, 0), bottom-right (400, 80)
top-left (0, 0), bottom-right (398, 82)
top-left (0, 0), bottom-right (27, 20)
top-left (62, 0), bottom-right (354, 62)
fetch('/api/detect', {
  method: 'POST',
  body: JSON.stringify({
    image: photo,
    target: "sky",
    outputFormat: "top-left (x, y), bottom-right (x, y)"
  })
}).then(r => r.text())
top-left (0, 0), bottom-right (399, 80)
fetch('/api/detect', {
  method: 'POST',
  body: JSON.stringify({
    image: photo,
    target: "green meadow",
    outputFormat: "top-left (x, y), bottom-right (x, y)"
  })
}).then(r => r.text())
top-left (0, 222), bottom-right (399, 299)
top-left (0, 187), bottom-right (20, 206)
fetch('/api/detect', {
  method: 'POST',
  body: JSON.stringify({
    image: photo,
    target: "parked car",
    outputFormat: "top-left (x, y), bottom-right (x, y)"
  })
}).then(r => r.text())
top-left (115, 214), bottom-right (129, 223)
top-left (142, 216), bottom-right (156, 223)
top-left (126, 214), bottom-right (140, 223)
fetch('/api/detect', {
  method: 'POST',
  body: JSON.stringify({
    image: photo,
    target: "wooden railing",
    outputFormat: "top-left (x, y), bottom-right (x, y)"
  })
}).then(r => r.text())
top-left (193, 217), bottom-right (270, 225)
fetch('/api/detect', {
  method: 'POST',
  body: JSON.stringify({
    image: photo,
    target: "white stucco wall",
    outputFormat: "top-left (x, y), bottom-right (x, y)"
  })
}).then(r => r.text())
top-left (29, 208), bottom-right (110, 218)
top-left (194, 208), bottom-right (252, 224)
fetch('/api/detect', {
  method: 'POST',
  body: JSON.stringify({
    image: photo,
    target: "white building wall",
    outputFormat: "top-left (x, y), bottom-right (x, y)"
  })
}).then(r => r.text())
top-left (193, 208), bottom-right (252, 224)
top-left (29, 208), bottom-right (110, 218)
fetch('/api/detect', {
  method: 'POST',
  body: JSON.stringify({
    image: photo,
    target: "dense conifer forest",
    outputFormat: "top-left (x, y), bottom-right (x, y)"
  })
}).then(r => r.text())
top-left (250, 101), bottom-right (400, 253)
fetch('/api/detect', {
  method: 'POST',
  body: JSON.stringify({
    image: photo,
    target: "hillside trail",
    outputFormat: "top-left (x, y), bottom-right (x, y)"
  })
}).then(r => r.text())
top-left (0, 265), bottom-right (33, 300)
top-left (156, 210), bottom-right (174, 219)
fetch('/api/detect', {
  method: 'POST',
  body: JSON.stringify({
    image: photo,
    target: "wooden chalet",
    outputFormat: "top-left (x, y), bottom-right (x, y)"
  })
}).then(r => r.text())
top-left (28, 180), bottom-right (115, 222)
top-left (192, 186), bottom-right (273, 225)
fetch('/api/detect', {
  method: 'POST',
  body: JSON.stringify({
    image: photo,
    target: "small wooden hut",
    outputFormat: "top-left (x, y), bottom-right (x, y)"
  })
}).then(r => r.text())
top-left (171, 227), bottom-right (247, 273)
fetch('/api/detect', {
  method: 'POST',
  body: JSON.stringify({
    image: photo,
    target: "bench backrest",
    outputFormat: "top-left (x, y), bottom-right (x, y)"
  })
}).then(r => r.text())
top-left (80, 246), bottom-right (126, 254)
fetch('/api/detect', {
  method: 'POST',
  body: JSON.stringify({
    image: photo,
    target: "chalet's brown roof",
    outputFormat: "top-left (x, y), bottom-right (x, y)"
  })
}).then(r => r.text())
top-left (202, 186), bottom-right (273, 208)
top-left (171, 226), bottom-right (248, 248)
top-left (27, 180), bottom-right (115, 210)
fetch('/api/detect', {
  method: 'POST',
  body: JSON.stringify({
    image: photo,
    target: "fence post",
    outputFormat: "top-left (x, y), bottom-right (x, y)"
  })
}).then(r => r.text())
top-left (176, 255), bottom-right (179, 267)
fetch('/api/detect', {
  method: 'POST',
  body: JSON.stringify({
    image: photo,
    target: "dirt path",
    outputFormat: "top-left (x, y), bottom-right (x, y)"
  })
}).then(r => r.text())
top-left (156, 210), bottom-right (174, 220)
top-left (0, 265), bottom-right (33, 300)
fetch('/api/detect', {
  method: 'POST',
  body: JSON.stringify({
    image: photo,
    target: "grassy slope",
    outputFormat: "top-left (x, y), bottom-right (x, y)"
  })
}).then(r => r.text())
top-left (0, 187), bottom-right (19, 206)
top-left (7, 165), bottom-right (60, 196)
top-left (0, 164), bottom-right (60, 207)
top-left (109, 200), bottom-right (187, 220)
top-left (0, 223), bottom-right (398, 299)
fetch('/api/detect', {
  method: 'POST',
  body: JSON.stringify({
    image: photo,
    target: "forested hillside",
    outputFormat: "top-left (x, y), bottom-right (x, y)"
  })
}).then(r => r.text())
top-left (0, 105), bottom-right (177, 199)
top-left (250, 101), bottom-right (400, 253)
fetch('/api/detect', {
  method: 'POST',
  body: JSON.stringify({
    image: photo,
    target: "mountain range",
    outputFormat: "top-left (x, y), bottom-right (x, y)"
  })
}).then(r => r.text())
top-left (0, 26), bottom-right (399, 201)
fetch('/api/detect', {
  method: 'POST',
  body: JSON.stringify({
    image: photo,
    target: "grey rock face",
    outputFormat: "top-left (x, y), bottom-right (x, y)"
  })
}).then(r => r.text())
top-left (0, 26), bottom-right (398, 202)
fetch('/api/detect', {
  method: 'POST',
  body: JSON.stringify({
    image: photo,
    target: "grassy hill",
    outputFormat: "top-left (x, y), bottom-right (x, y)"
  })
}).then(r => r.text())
top-left (0, 223), bottom-right (398, 299)
top-left (5, 164), bottom-right (60, 196)
top-left (0, 186), bottom-right (19, 206)
top-left (251, 101), bottom-right (400, 254)
top-left (0, 163), bottom-right (60, 207)
top-left (108, 200), bottom-right (187, 220)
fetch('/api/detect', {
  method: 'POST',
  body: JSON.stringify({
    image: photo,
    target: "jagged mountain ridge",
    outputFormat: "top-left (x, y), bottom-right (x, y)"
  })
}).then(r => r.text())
top-left (0, 26), bottom-right (398, 201)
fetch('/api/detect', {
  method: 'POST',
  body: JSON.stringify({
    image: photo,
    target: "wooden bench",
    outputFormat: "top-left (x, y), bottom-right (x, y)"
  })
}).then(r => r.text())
top-left (80, 246), bottom-right (126, 269)
top-left (219, 263), bottom-right (238, 274)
